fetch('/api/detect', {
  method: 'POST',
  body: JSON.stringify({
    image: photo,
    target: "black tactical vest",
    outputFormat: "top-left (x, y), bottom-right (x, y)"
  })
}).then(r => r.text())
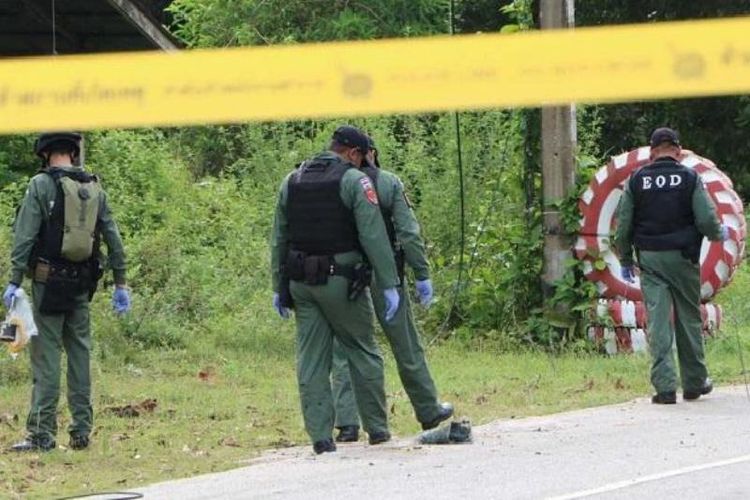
top-left (287, 157), bottom-right (359, 255)
top-left (629, 157), bottom-right (700, 251)
top-left (362, 164), bottom-right (397, 247)
top-left (33, 168), bottom-right (102, 266)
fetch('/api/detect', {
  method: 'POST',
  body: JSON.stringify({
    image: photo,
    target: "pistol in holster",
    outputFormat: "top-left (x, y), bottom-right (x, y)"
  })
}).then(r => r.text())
top-left (347, 263), bottom-right (372, 301)
top-left (394, 247), bottom-right (406, 285)
top-left (278, 265), bottom-right (295, 309)
top-left (88, 258), bottom-right (104, 300)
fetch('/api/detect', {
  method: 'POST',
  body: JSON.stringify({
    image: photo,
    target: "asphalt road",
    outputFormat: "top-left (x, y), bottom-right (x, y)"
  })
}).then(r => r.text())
top-left (136, 386), bottom-right (750, 500)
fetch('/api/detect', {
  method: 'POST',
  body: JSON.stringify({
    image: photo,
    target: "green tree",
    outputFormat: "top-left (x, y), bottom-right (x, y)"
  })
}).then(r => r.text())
top-left (576, 0), bottom-right (750, 197)
top-left (168, 0), bottom-right (451, 47)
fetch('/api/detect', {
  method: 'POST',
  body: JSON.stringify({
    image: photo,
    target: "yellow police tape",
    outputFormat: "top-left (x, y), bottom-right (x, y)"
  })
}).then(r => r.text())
top-left (1, 17), bottom-right (750, 133)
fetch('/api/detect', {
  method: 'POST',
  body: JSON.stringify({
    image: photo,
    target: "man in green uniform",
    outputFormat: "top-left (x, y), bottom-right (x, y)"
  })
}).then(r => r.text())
top-left (4, 132), bottom-right (130, 451)
top-left (615, 127), bottom-right (727, 404)
top-left (270, 126), bottom-right (401, 454)
top-left (331, 138), bottom-right (453, 443)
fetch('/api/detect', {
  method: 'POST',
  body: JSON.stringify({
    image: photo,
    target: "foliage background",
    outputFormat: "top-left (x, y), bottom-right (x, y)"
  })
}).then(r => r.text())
top-left (1, 0), bottom-right (748, 357)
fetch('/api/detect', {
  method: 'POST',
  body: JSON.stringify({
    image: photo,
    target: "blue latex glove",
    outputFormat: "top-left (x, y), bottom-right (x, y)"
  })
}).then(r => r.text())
top-left (415, 279), bottom-right (434, 308)
top-left (273, 293), bottom-right (290, 319)
top-left (620, 265), bottom-right (636, 283)
top-left (383, 288), bottom-right (400, 322)
top-left (3, 283), bottom-right (18, 309)
top-left (112, 287), bottom-right (131, 315)
top-left (721, 224), bottom-right (730, 241)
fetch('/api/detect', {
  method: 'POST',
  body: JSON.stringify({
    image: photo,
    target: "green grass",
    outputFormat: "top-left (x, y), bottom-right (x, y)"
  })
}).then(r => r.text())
top-left (1, 266), bottom-right (748, 499)
top-left (2, 332), bottom-right (748, 499)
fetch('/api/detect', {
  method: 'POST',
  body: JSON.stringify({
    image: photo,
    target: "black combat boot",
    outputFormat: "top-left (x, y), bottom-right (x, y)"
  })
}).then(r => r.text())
top-left (69, 434), bottom-right (90, 450)
top-left (312, 438), bottom-right (336, 454)
top-left (651, 391), bottom-right (677, 404)
top-left (420, 402), bottom-right (455, 430)
top-left (10, 436), bottom-right (56, 452)
top-left (684, 378), bottom-right (713, 401)
top-left (368, 431), bottom-right (391, 445)
top-left (335, 425), bottom-right (360, 443)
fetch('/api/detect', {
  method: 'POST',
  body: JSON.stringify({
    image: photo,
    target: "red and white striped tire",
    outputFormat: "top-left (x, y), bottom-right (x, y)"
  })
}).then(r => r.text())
top-left (588, 299), bottom-right (722, 354)
top-left (593, 299), bottom-right (722, 330)
top-left (575, 147), bottom-right (746, 301)
top-left (587, 326), bottom-right (648, 355)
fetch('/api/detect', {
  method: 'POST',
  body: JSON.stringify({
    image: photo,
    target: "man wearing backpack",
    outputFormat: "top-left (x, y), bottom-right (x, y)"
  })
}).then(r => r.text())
top-left (3, 132), bottom-right (130, 451)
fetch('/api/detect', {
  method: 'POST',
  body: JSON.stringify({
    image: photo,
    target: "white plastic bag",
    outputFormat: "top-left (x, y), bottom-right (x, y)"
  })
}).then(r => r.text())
top-left (2, 288), bottom-right (37, 358)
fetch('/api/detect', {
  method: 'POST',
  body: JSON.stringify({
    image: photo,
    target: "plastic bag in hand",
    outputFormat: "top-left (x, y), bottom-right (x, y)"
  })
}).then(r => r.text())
top-left (1, 289), bottom-right (38, 358)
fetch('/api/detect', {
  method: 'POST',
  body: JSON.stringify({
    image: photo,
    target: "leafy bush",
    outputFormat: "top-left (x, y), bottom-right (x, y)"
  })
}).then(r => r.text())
top-left (0, 0), bottom-right (630, 364)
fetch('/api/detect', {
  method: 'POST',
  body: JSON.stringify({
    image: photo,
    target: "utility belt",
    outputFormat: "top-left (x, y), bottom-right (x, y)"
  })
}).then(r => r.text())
top-left (286, 250), bottom-right (372, 300)
top-left (33, 258), bottom-right (103, 314)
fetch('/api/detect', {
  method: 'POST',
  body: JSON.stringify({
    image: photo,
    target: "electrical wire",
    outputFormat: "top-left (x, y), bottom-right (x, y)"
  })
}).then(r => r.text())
top-left (51, 0), bottom-right (57, 55)
top-left (427, 116), bottom-right (518, 346)
top-left (465, 122), bottom-right (513, 279)
top-left (735, 328), bottom-right (750, 402)
top-left (428, 0), bottom-right (466, 344)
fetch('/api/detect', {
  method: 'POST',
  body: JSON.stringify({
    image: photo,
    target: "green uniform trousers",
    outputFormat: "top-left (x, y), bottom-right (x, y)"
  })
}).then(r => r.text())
top-left (27, 282), bottom-right (92, 442)
top-left (290, 275), bottom-right (388, 443)
top-left (639, 250), bottom-right (708, 394)
top-left (333, 284), bottom-right (440, 427)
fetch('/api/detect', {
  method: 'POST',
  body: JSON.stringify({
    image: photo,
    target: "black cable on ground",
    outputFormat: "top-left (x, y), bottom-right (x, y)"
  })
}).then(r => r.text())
top-left (55, 492), bottom-right (143, 500)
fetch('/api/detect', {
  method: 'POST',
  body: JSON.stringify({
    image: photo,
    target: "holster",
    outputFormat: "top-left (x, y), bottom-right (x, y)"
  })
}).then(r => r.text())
top-left (88, 258), bottom-right (104, 301)
top-left (35, 259), bottom-right (91, 314)
top-left (346, 263), bottom-right (372, 301)
top-left (278, 265), bottom-right (294, 309)
top-left (394, 247), bottom-right (406, 285)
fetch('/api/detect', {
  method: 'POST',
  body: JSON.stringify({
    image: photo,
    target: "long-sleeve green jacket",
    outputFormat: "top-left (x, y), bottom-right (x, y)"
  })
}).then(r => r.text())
top-left (10, 166), bottom-right (127, 286)
top-left (615, 165), bottom-right (723, 266)
top-left (371, 168), bottom-right (430, 281)
top-left (270, 152), bottom-right (399, 292)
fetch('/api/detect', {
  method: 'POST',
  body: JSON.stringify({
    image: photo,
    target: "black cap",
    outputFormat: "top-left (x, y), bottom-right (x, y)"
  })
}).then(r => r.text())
top-left (649, 127), bottom-right (680, 148)
top-left (332, 125), bottom-right (369, 153)
top-left (34, 132), bottom-right (82, 158)
top-left (365, 135), bottom-right (381, 168)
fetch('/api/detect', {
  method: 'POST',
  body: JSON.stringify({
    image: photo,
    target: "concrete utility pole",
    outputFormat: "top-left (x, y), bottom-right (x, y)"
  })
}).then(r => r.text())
top-left (540, 0), bottom-right (577, 298)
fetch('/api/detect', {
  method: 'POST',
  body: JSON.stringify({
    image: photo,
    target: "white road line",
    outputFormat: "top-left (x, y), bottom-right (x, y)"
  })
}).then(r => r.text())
top-left (547, 454), bottom-right (750, 500)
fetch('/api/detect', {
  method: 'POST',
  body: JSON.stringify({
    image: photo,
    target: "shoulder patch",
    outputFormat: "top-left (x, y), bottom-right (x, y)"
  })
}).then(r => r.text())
top-left (359, 176), bottom-right (379, 205)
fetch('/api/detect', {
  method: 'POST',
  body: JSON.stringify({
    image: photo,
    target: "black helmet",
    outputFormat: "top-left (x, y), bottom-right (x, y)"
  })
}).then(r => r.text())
top-left (34, 132), bottom-right (82, 158)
